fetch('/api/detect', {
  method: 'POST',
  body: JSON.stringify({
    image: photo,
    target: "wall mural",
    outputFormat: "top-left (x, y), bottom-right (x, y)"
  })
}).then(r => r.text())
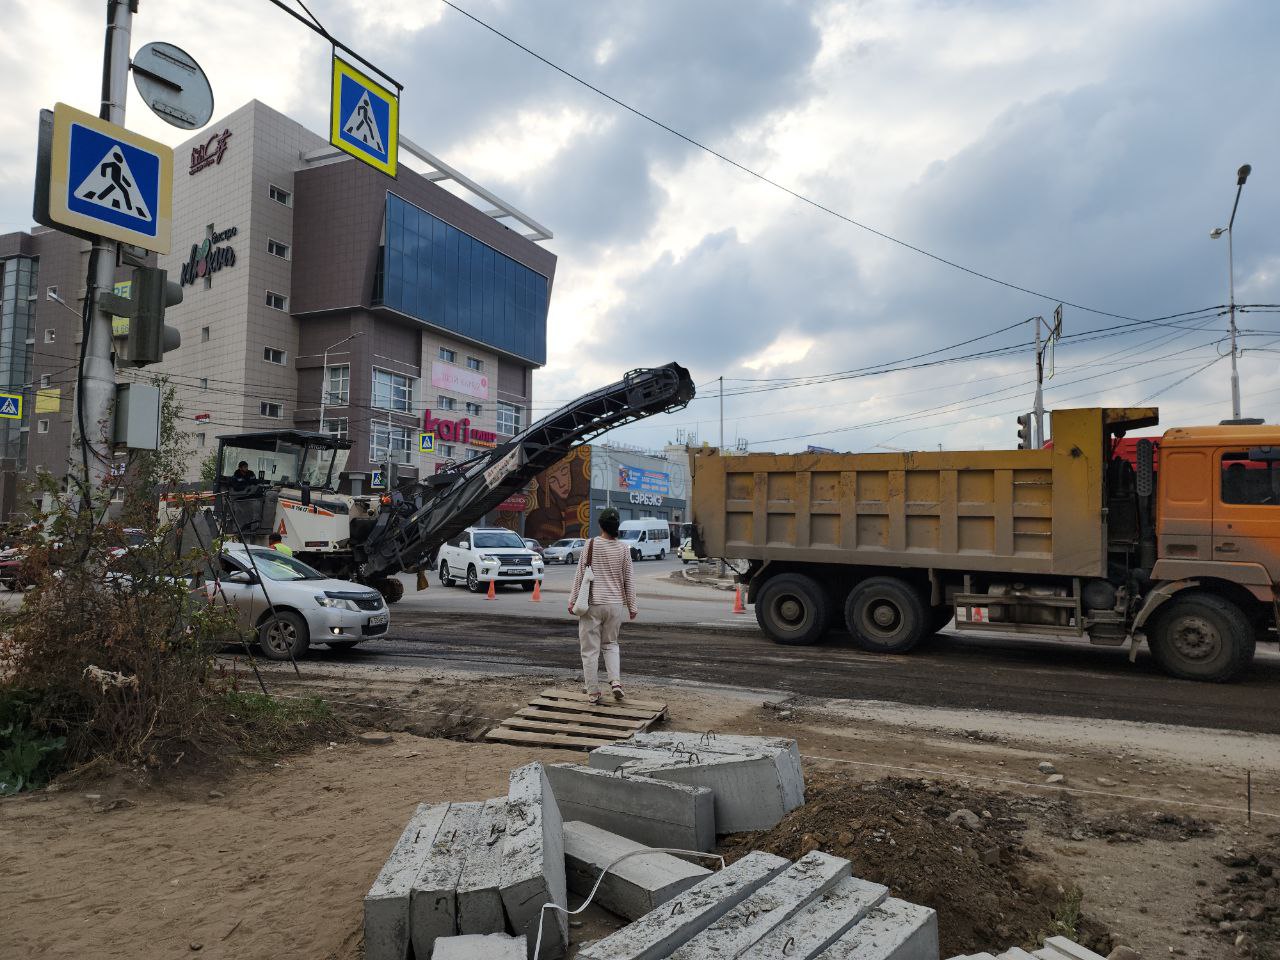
top-left (523, 445), bottom-right (591, 543)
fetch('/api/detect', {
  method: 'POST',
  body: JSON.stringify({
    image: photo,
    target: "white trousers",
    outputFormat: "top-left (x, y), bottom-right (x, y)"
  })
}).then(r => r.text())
top-left (579, 603), bottom-right (624, 694)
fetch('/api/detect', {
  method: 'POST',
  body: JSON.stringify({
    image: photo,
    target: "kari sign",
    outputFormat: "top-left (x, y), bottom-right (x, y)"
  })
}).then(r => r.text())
top-left (431, 361), bottom-right (488, 400)
top-left (422, 409), bottom-right (497, 448)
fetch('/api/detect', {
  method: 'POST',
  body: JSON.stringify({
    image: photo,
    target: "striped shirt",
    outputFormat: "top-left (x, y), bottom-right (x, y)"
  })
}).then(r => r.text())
top-left (569, 536), bottom-right (638, 614)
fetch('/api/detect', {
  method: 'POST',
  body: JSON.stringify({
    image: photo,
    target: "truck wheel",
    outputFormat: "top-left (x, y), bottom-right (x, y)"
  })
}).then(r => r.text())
top-left (439, 561), bottom-right (456, 587)
top-left (1148, 593), bottom-right (1255, 682)
top-left (754, 574), bottom-right (830, 645)
top-left (258, 610), bottom-right (310, 661)
top-left (466, 565), bottom-right (482, 593)
top-left (375, 578), bottom-right (405, 603)
top-left (631, 548), bottom-right (641, 562)
top-left (845, 577), bottom-right (928, 653)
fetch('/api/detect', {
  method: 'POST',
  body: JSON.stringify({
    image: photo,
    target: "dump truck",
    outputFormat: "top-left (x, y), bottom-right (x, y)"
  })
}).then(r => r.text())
top-left (690, 408), bottom-right (1280, 681)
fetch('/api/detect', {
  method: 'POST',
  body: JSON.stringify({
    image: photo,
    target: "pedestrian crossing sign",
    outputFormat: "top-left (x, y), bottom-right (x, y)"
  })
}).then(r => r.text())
top-left (370, 469), bottom-right (385, 489)
top-left (0, 392), bottom-right (23, 421)
top-left (330, 56), bottom-right (398, 177)
top-left (47, 103), bottom-right (172, 252)
top-left (419, 431), bottom-right (435, 454)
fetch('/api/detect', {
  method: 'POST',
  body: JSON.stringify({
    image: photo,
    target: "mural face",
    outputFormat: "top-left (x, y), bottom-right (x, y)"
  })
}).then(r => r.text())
top-left (524, 446), bottom-right (591, 543)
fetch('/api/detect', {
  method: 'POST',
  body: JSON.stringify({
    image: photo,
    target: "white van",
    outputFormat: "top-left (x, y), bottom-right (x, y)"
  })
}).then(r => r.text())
top-left (617, 518), bottom-right (671, 560)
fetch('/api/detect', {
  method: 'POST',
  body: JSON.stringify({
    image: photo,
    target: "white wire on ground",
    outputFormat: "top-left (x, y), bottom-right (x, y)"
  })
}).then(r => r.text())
top-left (532, 847), bottom-right (725, 960)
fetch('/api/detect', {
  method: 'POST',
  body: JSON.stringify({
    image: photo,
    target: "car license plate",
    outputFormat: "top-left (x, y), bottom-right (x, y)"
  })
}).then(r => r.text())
top-left (367, 613), bottom-right (389, 626)
top-left (504, 568), bottom-right (530, 576)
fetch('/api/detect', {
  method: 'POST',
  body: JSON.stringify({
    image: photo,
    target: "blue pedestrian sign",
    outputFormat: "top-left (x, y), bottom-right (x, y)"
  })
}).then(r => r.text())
top-left (46, 103), bottom-right (173, 253)
top-left (370, 469), bottom-right (385, 489)
top-left (330, 57), bottom-right (399, 177)
top-left (0, 392), bottom-right (23, 421)
top-left (419, 431), bottom-right (435, 454)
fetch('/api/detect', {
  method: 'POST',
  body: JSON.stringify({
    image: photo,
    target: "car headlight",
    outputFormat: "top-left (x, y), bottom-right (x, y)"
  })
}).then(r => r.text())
top-left (532, 557), bottom-right (543, 565)
top-left (315, 594), bottom-right (358, 611)
top-left (479, 554), bottom-right (497, 563)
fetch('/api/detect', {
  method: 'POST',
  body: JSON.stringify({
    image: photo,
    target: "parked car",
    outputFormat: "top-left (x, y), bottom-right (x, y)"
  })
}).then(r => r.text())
top-left (215, 544), bottom-right (388, 660)
top-left (618, 518), bottom-right (671, 561)
top-left (543, 538), bottom-right (586, 564)
top-left (0, 546), bottom-right (27, 590)
top-left (523, 538), bottom-right (545, 559)
top-left (437, 527), bottom-right (544, 592)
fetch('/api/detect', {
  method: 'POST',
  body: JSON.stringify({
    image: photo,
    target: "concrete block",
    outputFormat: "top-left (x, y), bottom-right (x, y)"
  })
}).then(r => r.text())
top-left (432, 932), bottom-right (527, 960)
top-left (363, 802), bottom-right (449, 960)
top-left (545, 763), bottom-right (716, 852)
top-left (998, 949), bottom-right (1039, 960)
top-left (670, 850), bottom-right (853, 959)
top-left (625, 754), bottom-right (791, 833)
top-left (818, 897), bottom-right (939, 960)
top-left (1035, 938), bottom-right (1107, 960)
top-left (456, 797), bottom-right (508, 935)
top-left (409, 801), bottom-right (483, 959)
top-left (738, 875), bottom-right (889, 959)
top-left (627, 732), bottom-right (805, 810)
top-left (564, 821), bottom-right (712, 921)
top-left (576, 851), bottom-right (790, 960)
top-left (501, 763), bottom-right (568, 959)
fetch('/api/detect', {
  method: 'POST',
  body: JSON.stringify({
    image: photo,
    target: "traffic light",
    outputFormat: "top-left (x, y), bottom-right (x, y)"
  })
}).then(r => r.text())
top-left (127, 266), bottom-right (182, 367)
top-left (1016, 413), bottom-right (1032, 449)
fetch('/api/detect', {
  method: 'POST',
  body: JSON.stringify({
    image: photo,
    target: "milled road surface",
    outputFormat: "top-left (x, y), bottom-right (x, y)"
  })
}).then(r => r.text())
top-left (312, 605), bottom-right (1280, 734)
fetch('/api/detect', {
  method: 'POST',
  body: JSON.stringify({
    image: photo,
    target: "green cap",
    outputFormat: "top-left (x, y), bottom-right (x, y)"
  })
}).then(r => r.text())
top-left (598, 506), bottom-right (620, 524)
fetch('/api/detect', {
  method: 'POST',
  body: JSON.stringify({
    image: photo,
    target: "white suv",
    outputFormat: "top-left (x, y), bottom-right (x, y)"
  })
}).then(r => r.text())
top-left (438, 527), bottom-right (544, 593)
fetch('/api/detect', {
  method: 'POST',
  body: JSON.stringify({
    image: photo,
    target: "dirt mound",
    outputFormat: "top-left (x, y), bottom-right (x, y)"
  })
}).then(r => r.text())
top-left (1197, 835), bottom-right (1280, 959)
top-left (718, 771), bottom-right (1109, 957)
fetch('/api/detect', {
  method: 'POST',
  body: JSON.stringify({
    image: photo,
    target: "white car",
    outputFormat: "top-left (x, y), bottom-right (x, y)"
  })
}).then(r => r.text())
top-left (437, 527), bottom-right (544, 593)
top-left (216, 544), bottom-right (389, 660)
top-left (618, 518), bottom-right (672, 560)
top-left (543, 538), bottom-right (587, 564)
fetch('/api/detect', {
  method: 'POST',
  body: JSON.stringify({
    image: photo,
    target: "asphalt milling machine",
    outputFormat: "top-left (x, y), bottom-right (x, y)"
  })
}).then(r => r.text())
top-left (198, 363), bottom-right (695, 603)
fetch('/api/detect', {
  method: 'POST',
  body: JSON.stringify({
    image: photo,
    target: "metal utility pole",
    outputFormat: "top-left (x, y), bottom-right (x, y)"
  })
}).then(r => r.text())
top-left (72, 0), bottom-right (134, 504)
top-left (318, 331), bottom-right (362, 431)
top-left (1211, 164), bottom-right (1252, 420)
top-left (1032, 317), bottom-right (1044, 449)
top-left (719, 376), bottom-right (724, 450)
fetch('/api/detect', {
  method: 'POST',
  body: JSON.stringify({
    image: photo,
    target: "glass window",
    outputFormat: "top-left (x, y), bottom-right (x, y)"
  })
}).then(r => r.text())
top-left (199, 378), bottom-right (208, 389)
top-left (497, 401), bottom-right (522, 436)
top-left (263, 346), bottom-right (287, 365)
top-left (377, 194), bottom-right (551, 365)
top-left (39, 374), bottom-right (50, 388)
top-left (37, 419), bottom-right (49, 434)
top-left (44, 329), bottom-right (55, 343)
top-left (267, 239), bottom-right (290, 259)
top-left (322, 417), bottom-right (348, 440)
top-left (265, 291), bottom-right (288, 311)
top-left (369, 423), bottom-right (413, 464)
top-left (201, 326), bottom-right (210, 343)
top-left (474, 530), bottom-right (525, 548)
top-left (465, 402), bottom-right (482, 416)
top-left (260, 402), bottom-right (282, 418)
top-left (243, 548), bottom-right (325, 581)
top-left (1221, 451), bottom-right (1280, 505)
top-left (440, 443), bottom-right (455, 459)
top-left (437, 395), bottom-right (457, 411)
top-left (269, 185), bottom-right (292, 206)
top-left (372, 368), bottom-right (414, 412)
top-left (326, 365), bottom-right (350, 406)
top-left (196, 433), bottom-right (206, 447)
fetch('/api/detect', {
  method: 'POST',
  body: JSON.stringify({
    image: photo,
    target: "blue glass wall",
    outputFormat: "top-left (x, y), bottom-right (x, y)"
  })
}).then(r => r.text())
top-left (376, 193), bottom-right (549, 365)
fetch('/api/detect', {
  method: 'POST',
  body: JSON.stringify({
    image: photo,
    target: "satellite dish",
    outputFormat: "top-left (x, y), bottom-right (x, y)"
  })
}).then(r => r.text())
top-left (131, 42), bottom-right (214, 130)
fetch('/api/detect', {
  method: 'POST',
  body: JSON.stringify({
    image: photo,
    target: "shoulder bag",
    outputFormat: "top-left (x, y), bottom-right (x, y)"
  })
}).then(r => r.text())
top-left (572, 538), bottom-right (596, 617)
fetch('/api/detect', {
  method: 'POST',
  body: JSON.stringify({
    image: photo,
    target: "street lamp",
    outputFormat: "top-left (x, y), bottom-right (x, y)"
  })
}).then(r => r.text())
top-left (1210, 163), bottom-right (1252, 420)
top-left (318, 331), bottom-right (363, 432)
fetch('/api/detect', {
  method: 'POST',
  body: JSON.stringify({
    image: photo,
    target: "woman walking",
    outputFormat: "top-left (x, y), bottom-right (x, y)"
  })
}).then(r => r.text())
top-left (568, 507), bottom-right (638, 704)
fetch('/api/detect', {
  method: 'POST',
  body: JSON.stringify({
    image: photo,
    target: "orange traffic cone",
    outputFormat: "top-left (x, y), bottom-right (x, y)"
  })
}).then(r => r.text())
top-left (530, 579), bottom-right (542, 602)
top-left (486, 579), bottom-right (497, 600)
top-left (732, 585), bottom-right (746, 614)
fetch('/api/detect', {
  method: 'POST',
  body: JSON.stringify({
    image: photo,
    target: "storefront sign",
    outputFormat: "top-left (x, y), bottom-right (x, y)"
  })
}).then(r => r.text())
top-left (422, 409), bottom-right (498, 447)
top-left (498, 493), bottom-right (530, 512)
top-left (629, 492), bottom-right (664, 507)
top-left (179, 224), bottom-right (237, 287)
top-left (431, 361), bottom-right (488, 400)
top-left (189, 129), bottom-right (232, 175)
top-left (618, 465), bottom-right (670, 495)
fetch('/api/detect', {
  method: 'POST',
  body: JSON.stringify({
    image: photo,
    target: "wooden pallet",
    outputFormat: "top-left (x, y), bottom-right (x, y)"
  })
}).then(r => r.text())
top-left (484, 688), bottom-right (668, 750)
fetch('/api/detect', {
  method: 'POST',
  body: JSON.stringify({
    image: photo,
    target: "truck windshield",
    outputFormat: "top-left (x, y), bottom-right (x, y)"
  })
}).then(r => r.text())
top-left (474, 531), bottom-right (526, 548)
top-left (299, 443), bottom-right (349, 489)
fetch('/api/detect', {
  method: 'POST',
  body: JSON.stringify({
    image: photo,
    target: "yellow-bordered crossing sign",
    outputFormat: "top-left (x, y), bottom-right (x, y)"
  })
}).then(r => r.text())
top-left (419, 432), bottom-right (435, 454)
top-left (330, 57), bottom-right (398, 177)
top-left (0, 392), bottom-right (23, 420)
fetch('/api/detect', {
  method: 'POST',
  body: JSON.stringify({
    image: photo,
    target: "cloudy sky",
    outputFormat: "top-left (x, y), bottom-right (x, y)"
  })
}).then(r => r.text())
top-left (3, 0), bottom-right (1278, 453)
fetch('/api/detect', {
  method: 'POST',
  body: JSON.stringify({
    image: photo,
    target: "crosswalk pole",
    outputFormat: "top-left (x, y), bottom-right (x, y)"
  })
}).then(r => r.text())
top-left (72, 0), bottom-right (132, 507)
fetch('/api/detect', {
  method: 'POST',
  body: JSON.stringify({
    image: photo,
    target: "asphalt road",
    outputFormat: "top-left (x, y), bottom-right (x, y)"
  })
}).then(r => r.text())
top-left (309, 585), bottom-right (1280, 734)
